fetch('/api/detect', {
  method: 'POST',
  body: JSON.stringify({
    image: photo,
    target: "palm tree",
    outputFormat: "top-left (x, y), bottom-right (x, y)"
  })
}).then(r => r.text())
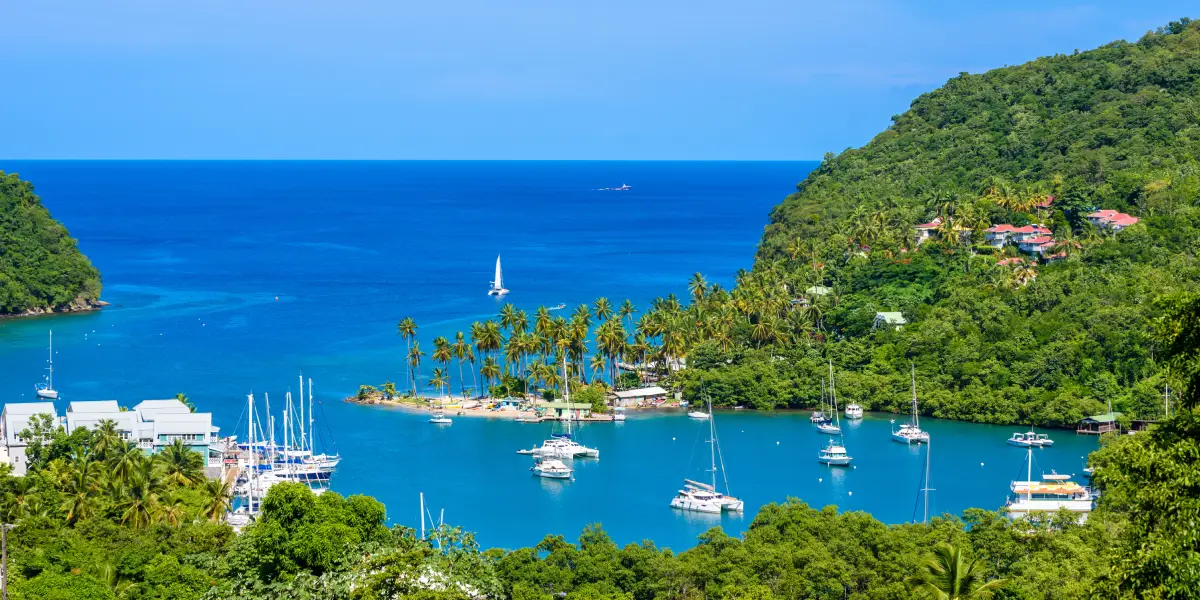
top-left (62, 452), bottom-right (101, 524)
top-left (156, 440), bottom-right (203, 488)
top-left (499, 303), bottom-right (519, 333)
top-left (408, 341), bottom-right (426, 399)
top-left (688, 273), bottom-right (708, 303)
top-left (119, 465), bottom-right (159, 529)
top-left (110, 442), bottom-right (143, 486)
top-left (200, 478), bottom-right (233, 523)
top-left (481, 356), bottom-right (501, 395)
top-left (618, 299), bottom-right (636, 328)
top-left (430, 367), bottom-right (450, 399)
top-left (594, 297), bottom-right (613, 323)
top-left (907, 543), bottom-right (1006, 600)
top-left (175, 393), bottom-right (196, 413)
top-left (432, 336), bottom-right (452, 394)
top-left (452, 332), bottom-right (471, 398)
top-left (2, 477), bottom-right (38, 522)
top-left (397, 317), bottom-right (418, 395)
top-left (92, 419), bottom-right (121, 459)
top-left (381, 381), bottom-right (397, 400)
top-left (155, 490), bottom-right (189, 527)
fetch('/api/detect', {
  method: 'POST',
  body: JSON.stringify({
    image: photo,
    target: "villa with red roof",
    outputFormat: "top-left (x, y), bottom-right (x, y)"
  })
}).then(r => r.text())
top-left (1087, 210), bottom-right (1140, 232)
top-left (912, 217), bottom-right (942, 245)
top-left (984, 223), bottom-right (1051, 248)
top-left (1017, 234), bottom-right (1056, 255)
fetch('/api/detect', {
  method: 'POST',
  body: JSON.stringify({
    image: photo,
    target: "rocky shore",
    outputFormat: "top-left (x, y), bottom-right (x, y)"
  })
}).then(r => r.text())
top-left (1, 297), bottom-right (108, 319)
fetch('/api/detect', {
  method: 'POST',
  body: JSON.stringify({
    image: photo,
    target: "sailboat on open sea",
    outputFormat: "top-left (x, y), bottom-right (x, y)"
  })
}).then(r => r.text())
top-left (488, 254), bottom-right (509, 296)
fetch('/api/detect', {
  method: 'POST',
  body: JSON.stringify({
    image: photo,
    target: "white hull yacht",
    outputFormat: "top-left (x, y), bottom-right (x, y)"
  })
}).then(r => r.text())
top-left (1005, 447), bottom-right (1093, 523)
top-left (35, 330), bottom-right (59, 400)
top-left (844, 403), bottom-right (863, 419)
top-left (892, 365), bottom-right (929, 444)
top-left (531, 458), bottom-right (572, 479)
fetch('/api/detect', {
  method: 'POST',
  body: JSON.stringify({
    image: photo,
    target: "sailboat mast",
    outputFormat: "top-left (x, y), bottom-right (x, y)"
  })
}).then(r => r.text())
top-left (298, 374), bottom-right (306, 452)
top-left (247, 393), bottom-right (256, 504)
top-left (910, 363), bottom-right (919, 428)
top-left (419, 492), bottom-right (426, 540)
top-left (708, 396), bottom-right (717, 491)
top-left (1026, 446), bottom-right (1033, 502)
top-left (923, 441), bottom-right (931, 523)
top-left (308, 378), bottom-right (314, 453)
top-left (47, 330), bottom-right (53, 389)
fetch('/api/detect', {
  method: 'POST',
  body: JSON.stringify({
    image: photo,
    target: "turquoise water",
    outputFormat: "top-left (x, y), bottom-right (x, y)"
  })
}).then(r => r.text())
top-left (0, 161), bottom-right (1098, 550)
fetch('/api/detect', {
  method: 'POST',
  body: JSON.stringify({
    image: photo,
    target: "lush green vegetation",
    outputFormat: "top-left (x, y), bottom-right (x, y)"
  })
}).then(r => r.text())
top-left (0, 171), bottom-right (101, 315)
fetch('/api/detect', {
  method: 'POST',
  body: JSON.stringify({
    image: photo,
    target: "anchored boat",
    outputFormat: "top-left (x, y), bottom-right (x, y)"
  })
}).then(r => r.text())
top-left (669, 396), bottom-right (743, 514)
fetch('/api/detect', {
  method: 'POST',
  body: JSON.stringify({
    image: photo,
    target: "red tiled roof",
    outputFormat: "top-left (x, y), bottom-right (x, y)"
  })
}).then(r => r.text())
top-left (1023, 235), bottom-right (1054, 245)
top-left (996, 257), bottom-right (1025, 266)
top-left (1088, 209), bottom-right (1120, 220)
top-left (1035, 195), bottom-right (1055, 208)
top-left (1011, 224), bottom-right (1051, 234)
top-left (1109, 215), bottom-right (1139, 226)
top-left (914, 217), bottom-right (943, 229)
top-left (986, 224), bottom-right (1017, 233)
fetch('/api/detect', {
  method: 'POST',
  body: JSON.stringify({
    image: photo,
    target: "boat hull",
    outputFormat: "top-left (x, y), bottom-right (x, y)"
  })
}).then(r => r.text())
top-left (670, 497), bottom-right (721, 513)
top-left (531, 470), bottom-right (571, 479)
top-left (818, 455), bottom-right (853, 466)
top-left (892, 433), bottom-right (928, 444)
top-left (816, 425), bottom-right (841, 435)
top-left (35, 389), bottom-right (59, 400)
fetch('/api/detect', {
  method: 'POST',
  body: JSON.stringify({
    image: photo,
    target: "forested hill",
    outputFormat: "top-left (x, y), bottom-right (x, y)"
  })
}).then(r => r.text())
top-left (761, 18), bottom-right (1200, 254)
top-left (0, 171), bottom-right (102, 315)
top-left (654, 19), bottom-right (1200, 426)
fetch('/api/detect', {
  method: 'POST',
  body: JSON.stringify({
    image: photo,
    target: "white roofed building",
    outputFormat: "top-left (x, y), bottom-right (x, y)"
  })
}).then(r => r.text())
top-left (0, 402), bottom-right (63, 475)
top-left (611, 386), bottom-right (669, 407)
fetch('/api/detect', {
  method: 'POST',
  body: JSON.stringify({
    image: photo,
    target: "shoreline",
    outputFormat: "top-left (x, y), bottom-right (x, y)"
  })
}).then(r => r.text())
top-left (0, 298), bottom-right (108, 319)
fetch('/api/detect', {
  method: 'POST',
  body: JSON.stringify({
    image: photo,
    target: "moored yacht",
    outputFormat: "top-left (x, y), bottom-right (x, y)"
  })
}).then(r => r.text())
top-left (844, 403), bottom-right (864, 419)
top-left (429, 412), bottom-right (453, 424)
top-left (1005, 447), bottom-right (1094, 523)
top-left (816, 363), bottom-right (842, 434)
top-left (891, 365), bottom-right (929, 444)
top-left (809, 410), bottom-right (827, 423)
top-left (669, 397), bottom-right (743, 514)
top-left (34, 330), bottom-right (59, 400)
top-left (687, 410), bottom-right (710, 419)
top-left (817, 439), bottom-right (852, 466)
top-left (530, 457), bottom-right (573, 479)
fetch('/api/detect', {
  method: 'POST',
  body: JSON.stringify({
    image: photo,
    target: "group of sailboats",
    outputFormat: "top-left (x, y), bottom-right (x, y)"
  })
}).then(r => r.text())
top-left (669, 396), bottom-right (744, 514)
top-left (234, 377), bottom-right (341, 513)
top-left (815, 363), bottom-right (853, 466)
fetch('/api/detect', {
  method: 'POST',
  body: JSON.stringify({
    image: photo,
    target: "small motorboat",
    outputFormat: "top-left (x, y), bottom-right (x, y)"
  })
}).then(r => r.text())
top-left (612, 407), bottom-right (626, 422)
top-left (844, 403), bottom-right (864, 419)
top-left (1036, 433), bottom-right (1054, 446)
top-left (429, 412), bottom-right (453, 424)
top-left (687, 411), bottom-right (710, 420)
top-left (516, 448), bottom-right (537, 455)
top-left (1042, 470), bottom-right (1072, 481)
top-left (530, 458), bottom-right (572, 479)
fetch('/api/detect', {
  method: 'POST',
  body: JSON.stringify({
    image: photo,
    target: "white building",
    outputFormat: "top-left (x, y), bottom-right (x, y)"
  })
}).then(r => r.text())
top-left (4, 398), bottom-right (223, 477)
top-left (0, 402), bottom-right (63, 475)
top-left (611, 386), bottom-right (668, 407)
top-left (873, 312), bottom-right (908, 330)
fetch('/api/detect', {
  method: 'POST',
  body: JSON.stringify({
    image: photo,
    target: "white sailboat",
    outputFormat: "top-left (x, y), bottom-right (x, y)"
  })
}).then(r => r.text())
top-left (817, 363), bottom-right (842, 434)
top-left (488, 254), bottom-right (509, 296)
top-left (35, 330), bottom-right (59, 399)
top-left (670, 396), bottom-right (743, 513)
top-left (891, 364), bottom-right (930, 444)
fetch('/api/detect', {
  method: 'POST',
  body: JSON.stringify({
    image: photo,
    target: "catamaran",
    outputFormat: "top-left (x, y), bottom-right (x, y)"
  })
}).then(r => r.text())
top-left (527, 356), bottom-right (598, 459)
top-left (488, 254), bottom-right (509, 296)
top-left (817, 363), bottom-right (842, 434)
top-left (1005, 446), bottom-right (1093, 523)
top-left (35, 330), bottom-right (59, 399)
top-left (891, 364), bottom-right (930, 444)
top-left (670, 396), bottom-right (743, 513)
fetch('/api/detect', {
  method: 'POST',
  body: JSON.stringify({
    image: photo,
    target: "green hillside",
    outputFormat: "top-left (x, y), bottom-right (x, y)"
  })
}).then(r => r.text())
top-left (657, 20), bottom-right (1200, 426)
top-left (0, 171), bottom-right (102, 315)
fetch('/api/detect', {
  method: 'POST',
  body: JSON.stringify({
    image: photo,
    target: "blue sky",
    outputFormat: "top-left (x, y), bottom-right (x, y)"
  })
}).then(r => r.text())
top-left (0, 2), bottom-right (1193, 160)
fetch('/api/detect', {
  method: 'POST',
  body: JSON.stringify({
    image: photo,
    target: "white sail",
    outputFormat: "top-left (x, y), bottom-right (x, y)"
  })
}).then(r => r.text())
top-left (494, 255), bottom-right (503, 289)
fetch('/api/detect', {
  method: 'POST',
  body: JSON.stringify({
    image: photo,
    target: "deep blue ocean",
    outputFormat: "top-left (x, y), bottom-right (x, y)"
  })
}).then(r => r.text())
top-left (0, 161), bottom-right (1097, 550)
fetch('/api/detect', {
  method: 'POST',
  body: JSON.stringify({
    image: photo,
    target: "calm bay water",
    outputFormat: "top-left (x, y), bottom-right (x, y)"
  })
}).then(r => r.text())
top-left (0, 161), bottom-right (1097, 550)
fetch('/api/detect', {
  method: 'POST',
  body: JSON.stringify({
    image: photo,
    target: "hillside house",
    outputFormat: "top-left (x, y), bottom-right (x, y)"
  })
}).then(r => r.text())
top-left (873, 312), bottom-right (907, 330)
top-left (1018, 235), bottom-right (1056, 255)
top-left (984, 224), bottom-right (1051, 248)
top-left (1087, 210), bottom-right (1139, 232)
top-left (912, 217), bottom-right (942, 245)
